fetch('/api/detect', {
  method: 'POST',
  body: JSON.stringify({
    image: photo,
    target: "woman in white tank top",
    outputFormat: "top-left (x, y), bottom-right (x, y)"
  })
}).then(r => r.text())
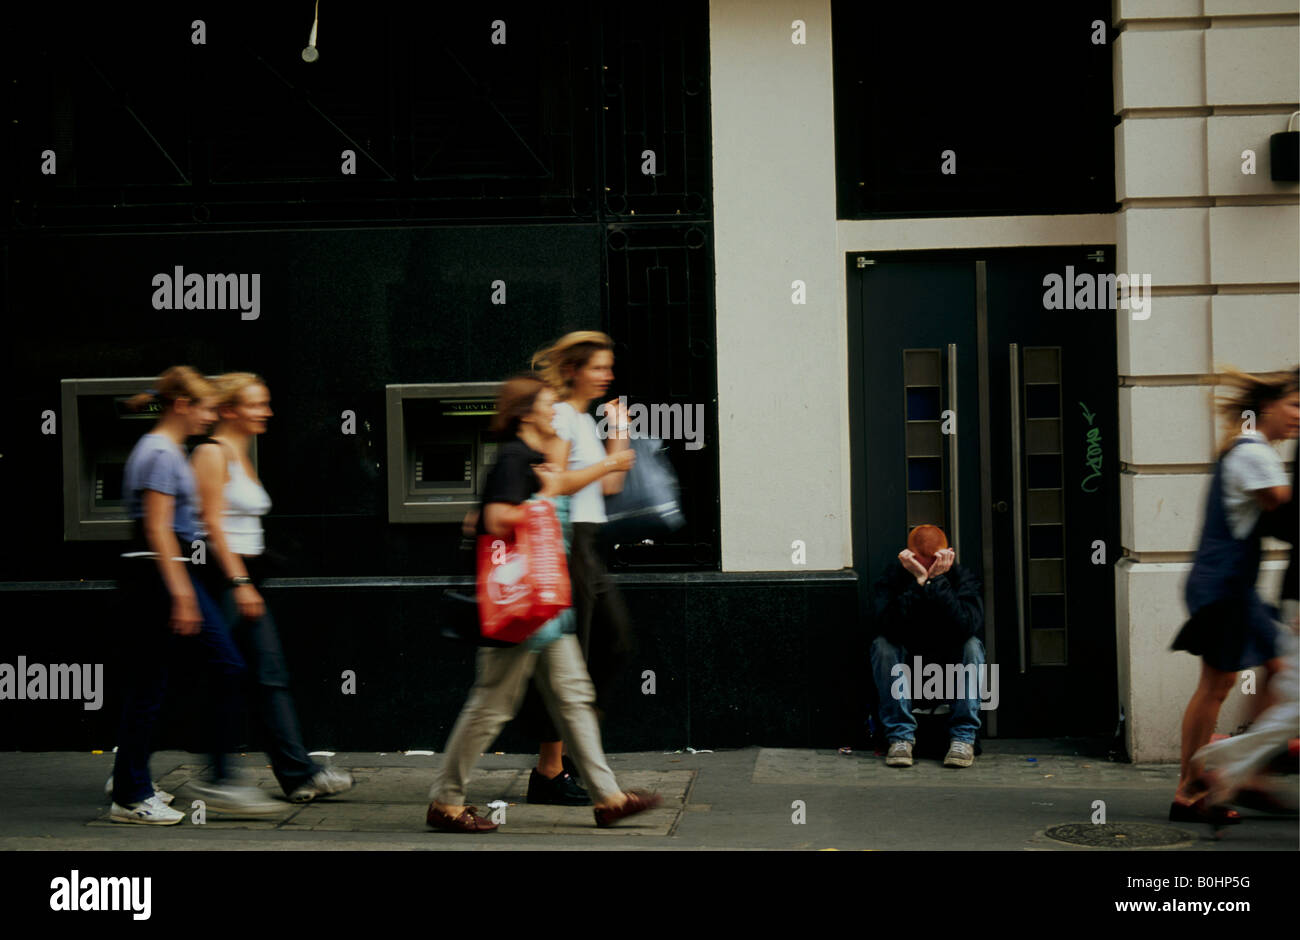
top-left (511, 332), bottom-right (638, 797)
top-left (190, 373), bottom-right (355, 804)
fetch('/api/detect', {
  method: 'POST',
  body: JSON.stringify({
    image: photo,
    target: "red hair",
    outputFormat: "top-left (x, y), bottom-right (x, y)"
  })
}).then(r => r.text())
top-left (908, 525), bottom-right (949, 566)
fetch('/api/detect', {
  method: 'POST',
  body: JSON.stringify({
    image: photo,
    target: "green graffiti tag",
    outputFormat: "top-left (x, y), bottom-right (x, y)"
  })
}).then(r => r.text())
top-left (1079, 402), bottom-right (1102, 493)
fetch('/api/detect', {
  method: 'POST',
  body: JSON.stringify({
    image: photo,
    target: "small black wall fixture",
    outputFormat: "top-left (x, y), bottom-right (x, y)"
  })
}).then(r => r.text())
top-left (1270, 111), bottom-right (1300, 182)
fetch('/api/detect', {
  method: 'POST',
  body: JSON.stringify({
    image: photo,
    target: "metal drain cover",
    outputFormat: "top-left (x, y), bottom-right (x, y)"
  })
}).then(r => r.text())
top-left (1044, 822), bottom-right (1194, 848)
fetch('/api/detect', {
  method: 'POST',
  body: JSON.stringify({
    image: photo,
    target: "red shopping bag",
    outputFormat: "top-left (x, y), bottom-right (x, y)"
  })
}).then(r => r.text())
top-left (476, 499), bottom-right (572, 643)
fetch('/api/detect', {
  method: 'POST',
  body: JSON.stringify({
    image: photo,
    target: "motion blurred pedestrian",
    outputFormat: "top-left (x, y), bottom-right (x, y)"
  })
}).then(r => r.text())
top-left (1170, 367), bottom-right (1298, 826)
top-left (190, 373), bottom-right (355, 805)
top-left (426, 374), bottom-right (659, 832)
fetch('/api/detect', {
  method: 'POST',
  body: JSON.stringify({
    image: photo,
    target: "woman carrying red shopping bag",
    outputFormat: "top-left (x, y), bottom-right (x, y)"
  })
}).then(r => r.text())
top-left (426, 374), bottom-right (660, 832)
top-left (475, 488), bottom-right (571, 644)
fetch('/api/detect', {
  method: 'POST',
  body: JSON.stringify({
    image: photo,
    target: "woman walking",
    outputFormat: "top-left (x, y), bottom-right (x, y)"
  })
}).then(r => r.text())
top-left (189, 373), bottom-right (355, 804)
top-left (109, 366), bottom-right (278, 823)
top-left (511, 332), bottom-right (640, 805)
top-left (529, 331), bottom-right (636, 722)
top-left (1170, 367), bottom-right (1299, 825)
top-left (427, 374), bottom-right (659, 832)
top-left (1193, 457), bottom-right (1299, 813)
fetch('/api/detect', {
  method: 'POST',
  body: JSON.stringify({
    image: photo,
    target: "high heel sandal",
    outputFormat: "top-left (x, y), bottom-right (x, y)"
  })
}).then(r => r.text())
top-left (1170, 774), bottom-right (1242, 827)
top-left (1168, 799), bottom-right (1241, 826)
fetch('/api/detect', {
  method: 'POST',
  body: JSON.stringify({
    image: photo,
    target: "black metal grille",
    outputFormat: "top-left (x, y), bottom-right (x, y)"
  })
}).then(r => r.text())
top-left (3, 1), bottom-right (718, 576)
top-left (9, 2), bottom-right (713, 229)
top-left (604, 224), bottom-right (718, 569)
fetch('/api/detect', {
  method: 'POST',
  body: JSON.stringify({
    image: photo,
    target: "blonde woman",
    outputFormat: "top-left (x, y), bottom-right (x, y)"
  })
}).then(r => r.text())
top-left (1170, 367), bottom-right (1299, 825)
top-left (509, 332), bottom-right (640, 799)
top-left (190, 373), bottom-right (355, 804)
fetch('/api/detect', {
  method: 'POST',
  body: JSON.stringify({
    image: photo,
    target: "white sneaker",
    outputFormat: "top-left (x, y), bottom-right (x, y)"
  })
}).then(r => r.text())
top-left (944, 740), bottom-right (975, 768)
top-left (188, 782), bottom-right (284, 817)
top-left (288, 767), bottom-right (356, 803)
top-left (110, 796), bottom-right (184, 825)
top-left (105, 775), bottom-right (174, 805)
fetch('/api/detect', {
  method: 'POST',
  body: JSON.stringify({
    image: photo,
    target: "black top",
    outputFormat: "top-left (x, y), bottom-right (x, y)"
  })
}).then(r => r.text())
top-left (477, 438), bottom-right (545, 536)
top-left (871, 560), bottom-right (985, 662)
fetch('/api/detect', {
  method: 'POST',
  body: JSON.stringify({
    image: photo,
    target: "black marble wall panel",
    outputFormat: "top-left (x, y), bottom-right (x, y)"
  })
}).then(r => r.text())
top-left (1, 225), bottom-right (603, 582)
top-left (0, 577), bottom-right (862, 752)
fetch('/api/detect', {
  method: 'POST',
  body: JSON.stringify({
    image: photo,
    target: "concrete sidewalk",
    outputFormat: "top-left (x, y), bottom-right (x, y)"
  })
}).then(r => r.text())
top-left (1, 743), bottom-right (1295, 851)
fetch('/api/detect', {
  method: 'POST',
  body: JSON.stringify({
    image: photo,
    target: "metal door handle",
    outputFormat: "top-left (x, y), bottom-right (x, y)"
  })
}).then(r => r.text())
top-left (1009, 343), bottom-right (1027, 674)
top-left (947, 343), bottom-right (960, 560)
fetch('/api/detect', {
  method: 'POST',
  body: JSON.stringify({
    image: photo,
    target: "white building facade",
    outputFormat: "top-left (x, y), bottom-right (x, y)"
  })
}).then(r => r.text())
top-left (710, 0), bottom-right (1299, 760)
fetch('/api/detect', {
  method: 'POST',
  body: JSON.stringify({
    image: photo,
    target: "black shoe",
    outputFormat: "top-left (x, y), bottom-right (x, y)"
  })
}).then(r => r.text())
top-left (561, 754), bottom-right (581, 782)
top-left (527, 767), bottom-right (592, 806)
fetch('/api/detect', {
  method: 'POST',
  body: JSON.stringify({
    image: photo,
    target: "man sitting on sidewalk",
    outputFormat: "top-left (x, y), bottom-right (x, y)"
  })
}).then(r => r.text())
top-left (869, 525), bottom-right (986, 768)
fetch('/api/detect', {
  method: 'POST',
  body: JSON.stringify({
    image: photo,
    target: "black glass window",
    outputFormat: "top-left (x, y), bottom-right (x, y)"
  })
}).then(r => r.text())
top-left (833, 2), bottom-right (1116, 218)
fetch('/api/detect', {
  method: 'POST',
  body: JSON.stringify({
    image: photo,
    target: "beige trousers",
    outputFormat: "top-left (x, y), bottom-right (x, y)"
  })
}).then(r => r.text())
top-left (430, 634), bottom-right (620, 805)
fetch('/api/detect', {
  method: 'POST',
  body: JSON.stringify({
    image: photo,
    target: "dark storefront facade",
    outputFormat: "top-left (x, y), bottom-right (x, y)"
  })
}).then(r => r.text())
top-left (2, 2), bottom-right (861, 754)
top-left (8, 1), bottom-right (1286, 764)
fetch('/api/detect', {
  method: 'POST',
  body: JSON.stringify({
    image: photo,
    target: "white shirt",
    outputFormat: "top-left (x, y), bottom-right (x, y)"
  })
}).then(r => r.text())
top-left (551, 400), bottom-right (608, 524)
top-left (1221, 431), bottom-right (1288, 540)
top-left (222, 455), bottom-right (272, 555)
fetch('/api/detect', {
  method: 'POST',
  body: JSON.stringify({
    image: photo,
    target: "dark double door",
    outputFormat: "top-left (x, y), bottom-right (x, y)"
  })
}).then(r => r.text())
top-left (850, 247), bottom-right (1120, 737)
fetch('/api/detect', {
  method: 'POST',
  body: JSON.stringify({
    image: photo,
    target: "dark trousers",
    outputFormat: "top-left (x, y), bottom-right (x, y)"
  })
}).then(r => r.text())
top-left (111, 561), bottom-right (245, 804)
top-left (519, 522), bottom-right (633, 744)
top-left (217, 580), bottom-right (321, 796)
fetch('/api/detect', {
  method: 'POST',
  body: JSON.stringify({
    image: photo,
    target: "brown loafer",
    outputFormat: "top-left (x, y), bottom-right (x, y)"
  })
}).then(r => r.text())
top-left (593, 789), bottom-right (662, 828)
top-left (426, 803), bottom-right (498, 832)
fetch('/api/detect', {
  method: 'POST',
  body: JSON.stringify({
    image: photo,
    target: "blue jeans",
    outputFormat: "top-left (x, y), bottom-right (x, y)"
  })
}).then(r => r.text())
top-left (112, 563), bottom-right (246, 804)
top-left (869, 635), bottom-right (985, 744)
top-left (219, 587), bottom-right (322, 796)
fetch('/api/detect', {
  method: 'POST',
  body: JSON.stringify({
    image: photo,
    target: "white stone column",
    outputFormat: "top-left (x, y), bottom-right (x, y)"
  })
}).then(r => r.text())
top-left (710, 0), bottom-right (847, 571)
top-left (1113, 0), bottom-right (1299, 761)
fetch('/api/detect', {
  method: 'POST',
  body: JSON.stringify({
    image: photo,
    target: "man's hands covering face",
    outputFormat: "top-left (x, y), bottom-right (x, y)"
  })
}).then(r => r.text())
top-left (926, 548), bottom-right (955, 580)
top-left (898, 548), bottom-right (955, 586)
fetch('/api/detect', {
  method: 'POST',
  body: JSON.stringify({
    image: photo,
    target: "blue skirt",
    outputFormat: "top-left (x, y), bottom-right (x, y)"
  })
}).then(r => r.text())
top-left (1171, 593), bottom-right (1280, 672)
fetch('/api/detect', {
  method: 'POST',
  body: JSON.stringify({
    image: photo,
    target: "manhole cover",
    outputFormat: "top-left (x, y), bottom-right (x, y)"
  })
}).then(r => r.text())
top-left (1044, 822), bottom-right (1194, 849)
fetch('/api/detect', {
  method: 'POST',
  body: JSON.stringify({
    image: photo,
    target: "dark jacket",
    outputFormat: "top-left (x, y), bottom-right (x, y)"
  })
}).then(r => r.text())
top-left (871, 560), bottom-right (984, 660)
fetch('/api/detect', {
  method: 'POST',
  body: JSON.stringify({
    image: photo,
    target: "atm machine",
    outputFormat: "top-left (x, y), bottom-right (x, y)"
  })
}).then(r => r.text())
top-left (61, 377), bottom-right (256, 540)
top-left (385, 382), bottom-right (503, 524)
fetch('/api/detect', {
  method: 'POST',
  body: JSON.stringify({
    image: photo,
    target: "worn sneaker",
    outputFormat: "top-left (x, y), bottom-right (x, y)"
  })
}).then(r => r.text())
top-left (885, 740), bottom-right (914, 767)
top-left (288, 767), bottom-right (356, 803)
top-left (188, 782), bottom-right (284, 816)
top-left (110, 796), bottom-right (184, 825)
top-left (105, 775), bottom-right (174, 805)
top-left (944, 740), bottom-right (975, 768)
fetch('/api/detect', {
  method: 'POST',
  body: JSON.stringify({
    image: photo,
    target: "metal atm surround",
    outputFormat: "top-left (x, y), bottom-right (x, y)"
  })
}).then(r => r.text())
top-left (60, 376), bottom-right (258, 540)
top-left (385, 382), bottom-right (502, 524)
